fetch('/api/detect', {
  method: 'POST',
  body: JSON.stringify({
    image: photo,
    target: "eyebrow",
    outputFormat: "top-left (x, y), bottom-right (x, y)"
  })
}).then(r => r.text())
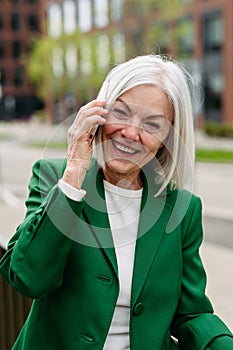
top-left (117, 98), bottom-right (132, 113)
top-left (117, 98), bottom-right (166, 119)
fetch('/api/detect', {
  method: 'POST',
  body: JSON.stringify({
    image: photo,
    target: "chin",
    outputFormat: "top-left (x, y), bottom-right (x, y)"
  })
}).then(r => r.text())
top-left (105, 158), bottom-right (139, 174)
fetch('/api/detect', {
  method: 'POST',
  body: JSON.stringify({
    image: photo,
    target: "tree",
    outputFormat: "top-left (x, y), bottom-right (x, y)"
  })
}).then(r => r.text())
top-left (128, 0), bottom-right (192, 58)
top-left (27, 30), bottom-right (110, 122)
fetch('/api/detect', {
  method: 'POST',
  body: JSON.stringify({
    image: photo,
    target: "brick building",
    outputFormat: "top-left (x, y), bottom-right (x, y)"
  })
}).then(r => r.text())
top-left (0, 0), bottom-right (46, 120)
top-left (44, 0), bottom-right (233, 125)
top-left (120, 0), bottom-right (233, 125)
top-left (183, 0), bottom-right (233, 125)
top-left (0, 0), bottom-right (232, 125)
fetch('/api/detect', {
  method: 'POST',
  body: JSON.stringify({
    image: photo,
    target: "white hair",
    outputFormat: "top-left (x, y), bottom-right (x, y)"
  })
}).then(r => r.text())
top-left (94, 54), bottom-right (200, 196)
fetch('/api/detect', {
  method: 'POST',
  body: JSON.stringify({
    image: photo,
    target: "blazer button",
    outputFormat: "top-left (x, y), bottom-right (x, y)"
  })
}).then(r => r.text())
top-left (28, 222), bottom-right (34, 231)
top-left (35, 207), bottom-right (44, 215)
top-left (133, 302), bottom-right (144, 315)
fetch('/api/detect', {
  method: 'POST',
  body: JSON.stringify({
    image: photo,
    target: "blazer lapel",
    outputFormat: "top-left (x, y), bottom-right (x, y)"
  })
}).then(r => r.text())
top-left (131, 168), bottom-right (173, 307)
top-left (80, 161), bottom-right (173, 294)
top-left (82, 162), bottom-right (118, 278)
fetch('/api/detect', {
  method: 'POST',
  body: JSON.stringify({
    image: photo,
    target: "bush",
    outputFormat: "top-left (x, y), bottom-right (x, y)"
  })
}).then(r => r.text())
top-left (204, 122), bottom-right (233, 138)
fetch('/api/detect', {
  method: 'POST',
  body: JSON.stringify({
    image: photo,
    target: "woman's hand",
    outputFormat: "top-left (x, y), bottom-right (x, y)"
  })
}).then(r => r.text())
top-left (61, 99), bottom-right (107, 189)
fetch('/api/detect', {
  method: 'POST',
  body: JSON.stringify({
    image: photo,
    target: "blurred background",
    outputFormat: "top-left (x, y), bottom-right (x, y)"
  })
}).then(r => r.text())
top-left (0, 0), bottom-right (232, 132)
top-left (0, 0), bottom-right (233, 349)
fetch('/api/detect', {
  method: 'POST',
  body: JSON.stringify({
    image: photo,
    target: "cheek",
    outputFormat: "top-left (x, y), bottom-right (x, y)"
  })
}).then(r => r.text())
top-left (102, 123), bottom-right (119, 139)
top-left (143, 136), bottom-right (163, 156)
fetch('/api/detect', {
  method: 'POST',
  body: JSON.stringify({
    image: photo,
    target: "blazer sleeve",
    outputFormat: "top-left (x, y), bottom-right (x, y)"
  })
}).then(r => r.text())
top-left (171, 195), bottom-right (233, 349)
top-left (0, 159), bottom-right (83, 298)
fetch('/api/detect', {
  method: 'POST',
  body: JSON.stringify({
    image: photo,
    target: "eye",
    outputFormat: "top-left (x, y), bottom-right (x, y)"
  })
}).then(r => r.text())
top-left (143, 121), bottom-right (161, 133)
top-left (112, 108), bottom-right (129, 120)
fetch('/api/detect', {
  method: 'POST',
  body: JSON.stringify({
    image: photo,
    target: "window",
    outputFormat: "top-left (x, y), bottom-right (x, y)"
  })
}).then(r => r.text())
top-left (177, 16), bottom-right (194, 56)
top-left (112, 32), bottom-right (125, 63)
top-left (28, 14), bottom-right (39, 31)
top-left (0, 14), bottom-right (3, 30)
top-left (0, 68), bottom-right (6, 87)
top-left (11, 13), bottom-right (20, 31)
top-left (14, 66), bottom-right (24, 86)
top-left (65, 44), bottom-right (78, 78)
top-left (63, 1), bottom-right (76, 34)
top-left (94, 0), bottom-right (109, 28)
top-left (202, 54), bottom-right (223, 122)
top-left (80, 42), bottom-right (92, 74)
top-left (110, 0), bottom-right (123, 22)
top-left (96, 35), bottom-right (110, 70)
top-left (203, 10), bottom-right (223, 52)
top-left (48, 4), bottom-right (62, 38)
top-left (13, 41), bottom-right (22, 59)
top-left (52, 47), bottom-right (64, 78)
top-left (0, 40), bottom-right (4, 58)
top-left (78, 0), bottom-right (92, 32)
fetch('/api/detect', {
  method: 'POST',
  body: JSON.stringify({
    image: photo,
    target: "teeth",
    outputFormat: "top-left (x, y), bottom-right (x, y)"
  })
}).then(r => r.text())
top-left (113, 141), bottom-right (137, 154)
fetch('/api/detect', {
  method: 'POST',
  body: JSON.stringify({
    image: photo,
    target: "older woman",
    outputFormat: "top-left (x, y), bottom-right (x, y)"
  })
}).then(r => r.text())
top-left (1, 55), bottom-right (233, 349)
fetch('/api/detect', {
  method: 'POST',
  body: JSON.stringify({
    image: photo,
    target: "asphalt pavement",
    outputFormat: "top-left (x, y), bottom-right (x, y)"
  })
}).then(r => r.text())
top-left (0, 120), bottom-right (233, 330)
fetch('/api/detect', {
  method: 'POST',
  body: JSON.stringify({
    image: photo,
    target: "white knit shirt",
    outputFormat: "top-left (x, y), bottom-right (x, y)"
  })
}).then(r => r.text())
top-left (103, 180), bottom-right (142, 350)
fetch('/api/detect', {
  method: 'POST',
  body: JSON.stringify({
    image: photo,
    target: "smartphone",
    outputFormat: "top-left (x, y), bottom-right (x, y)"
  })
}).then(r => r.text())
top-left (89, 102), bottom-right (108, 142)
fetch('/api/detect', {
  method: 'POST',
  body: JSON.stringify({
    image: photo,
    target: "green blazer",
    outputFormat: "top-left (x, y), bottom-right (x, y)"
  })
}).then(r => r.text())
top-left (0, 159), bottom-right (233, 350)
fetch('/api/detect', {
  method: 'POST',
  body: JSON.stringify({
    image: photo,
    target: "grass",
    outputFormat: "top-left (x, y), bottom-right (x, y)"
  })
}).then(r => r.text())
top-left (26, 141), bottom-right (67, 149)
top-left (196, 148), bottom-right (233, 163)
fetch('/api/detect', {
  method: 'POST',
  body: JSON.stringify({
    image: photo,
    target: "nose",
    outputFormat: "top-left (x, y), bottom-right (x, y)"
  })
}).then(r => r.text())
top-left (120, 124), bottom-right (141, 141)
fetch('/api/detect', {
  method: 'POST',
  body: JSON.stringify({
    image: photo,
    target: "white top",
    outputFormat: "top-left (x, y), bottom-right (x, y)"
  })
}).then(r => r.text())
top-left (103, 180), bottom-right (142, 350)
top-left (58, 179), bottom-right (143, 349)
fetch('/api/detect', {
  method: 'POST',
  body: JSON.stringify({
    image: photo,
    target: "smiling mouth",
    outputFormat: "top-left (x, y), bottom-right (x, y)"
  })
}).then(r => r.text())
top-left (112, 140), bottom-right (139, 155)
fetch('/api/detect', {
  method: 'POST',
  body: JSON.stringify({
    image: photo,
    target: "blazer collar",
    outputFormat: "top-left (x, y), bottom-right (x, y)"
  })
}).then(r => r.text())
top-left (82, 162), bottom-right (118, 276)
top-left (82, 161), bottom-right (173, 292)
top-left (131, 165), bottom-right (173, 306)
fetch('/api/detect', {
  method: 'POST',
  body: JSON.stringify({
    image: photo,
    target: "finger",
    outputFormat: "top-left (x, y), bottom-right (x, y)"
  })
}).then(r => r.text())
top-left (87, 114), bottom-right (107, 125)
top-left (68, 115), bottom-right (106, 141)
top-left (77, 115), bottom-right (107, 134)
top-left (72, 106), bottom-right (108, 131)
top-left (79, 99), bottom-right (106, 112)
top-left (77, 106), bottom-right (108, 121)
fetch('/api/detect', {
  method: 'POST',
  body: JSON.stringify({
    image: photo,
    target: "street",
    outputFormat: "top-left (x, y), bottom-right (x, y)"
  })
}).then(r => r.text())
top-left (0, 121), bottom-right (233, 329)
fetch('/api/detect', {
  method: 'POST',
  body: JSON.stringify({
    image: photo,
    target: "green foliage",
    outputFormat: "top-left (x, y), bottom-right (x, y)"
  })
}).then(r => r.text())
top-left (140, 0), bottom-right (192, 57)
top-left (27, 30), bottom-right (109, 102)
top-left (204, 122), bottom-right (233, 138)
top-left (28, 37), bottom-right (56, 99)
top-left (141, 0), bottom-right (182, 19)
top-left (26, 0), bottom-right (192, 106)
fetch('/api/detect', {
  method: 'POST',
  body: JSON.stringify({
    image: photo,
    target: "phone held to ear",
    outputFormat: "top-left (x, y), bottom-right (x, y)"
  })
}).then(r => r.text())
top-left (88, 103), bottom-right (108, 143)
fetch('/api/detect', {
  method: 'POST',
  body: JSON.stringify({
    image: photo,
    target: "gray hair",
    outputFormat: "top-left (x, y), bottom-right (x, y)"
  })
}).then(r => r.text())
top-left (94, 54), bottom-right (200, 196)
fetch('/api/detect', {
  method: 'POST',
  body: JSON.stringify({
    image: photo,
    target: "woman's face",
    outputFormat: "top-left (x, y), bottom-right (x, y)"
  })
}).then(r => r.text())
top-left (101, 84), bottom-right (174, 187)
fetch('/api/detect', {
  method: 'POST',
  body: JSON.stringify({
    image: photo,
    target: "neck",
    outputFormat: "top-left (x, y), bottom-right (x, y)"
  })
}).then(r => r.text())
top-left (102, 166), bottom-right (143, 190)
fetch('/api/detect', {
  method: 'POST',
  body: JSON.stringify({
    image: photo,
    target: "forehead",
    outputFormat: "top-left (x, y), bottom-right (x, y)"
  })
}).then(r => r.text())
top-left (118, 85), bottom-right (174, 122)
